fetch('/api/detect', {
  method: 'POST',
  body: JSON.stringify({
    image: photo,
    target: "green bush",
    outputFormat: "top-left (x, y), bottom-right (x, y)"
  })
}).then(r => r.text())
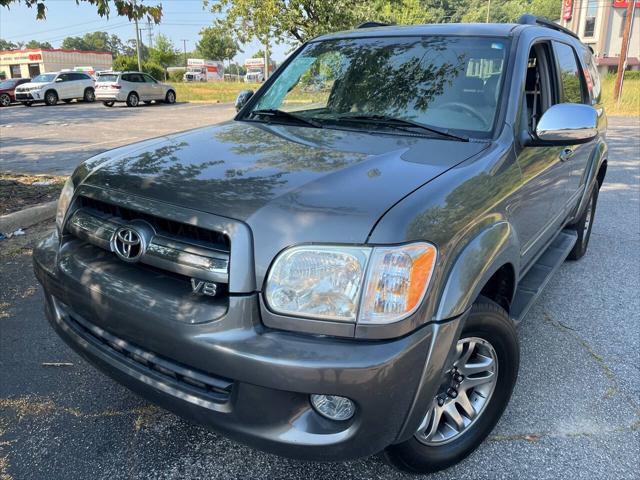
top-left (143, 61), bottom-right (165, 81)
top-left (168, 70), bottom-right (185, 82)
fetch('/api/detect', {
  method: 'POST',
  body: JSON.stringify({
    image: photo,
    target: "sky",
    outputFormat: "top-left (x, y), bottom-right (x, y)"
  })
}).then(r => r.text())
top-left (0, 0), bottom-right (291, 63)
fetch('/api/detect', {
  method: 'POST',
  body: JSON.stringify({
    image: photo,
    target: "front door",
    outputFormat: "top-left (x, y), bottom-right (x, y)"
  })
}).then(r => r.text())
top-left (54, 73), bottom-right (73, 99)
top-left (550, 41), bottom-right (593, 210)
top-left (511, 42), bottom-right (570, 269)
top-left (143, 74), bottom-right (162, 100)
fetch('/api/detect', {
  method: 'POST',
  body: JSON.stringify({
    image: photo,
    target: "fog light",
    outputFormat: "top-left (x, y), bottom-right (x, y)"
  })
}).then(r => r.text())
top-left (310, 394), bottom-right (355, 421)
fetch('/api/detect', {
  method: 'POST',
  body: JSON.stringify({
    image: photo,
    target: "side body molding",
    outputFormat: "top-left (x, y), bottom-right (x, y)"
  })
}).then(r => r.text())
top-left (435, 221), bottom-right (519, 321)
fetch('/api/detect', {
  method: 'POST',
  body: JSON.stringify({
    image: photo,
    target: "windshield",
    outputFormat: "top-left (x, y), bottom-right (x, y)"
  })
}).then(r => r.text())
top-left (97, 74), bottom-right (119, 82)
top-left (32, 73), bottom-right (57, 83)
top-left (246, 36), bottom-right (508, 136)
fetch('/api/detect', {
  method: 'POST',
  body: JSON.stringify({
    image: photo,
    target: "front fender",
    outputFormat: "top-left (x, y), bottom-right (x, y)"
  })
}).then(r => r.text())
top-left (434, 221), bottom-right (519, 320)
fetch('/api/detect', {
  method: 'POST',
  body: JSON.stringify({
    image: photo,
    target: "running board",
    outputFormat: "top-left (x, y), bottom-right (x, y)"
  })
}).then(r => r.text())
top-left (511, 229), bottom-right (578, 324)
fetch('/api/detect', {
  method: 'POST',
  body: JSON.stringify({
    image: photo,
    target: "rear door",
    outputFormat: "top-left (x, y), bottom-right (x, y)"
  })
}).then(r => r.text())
top-left (550, 41), bottom-right (593, 209)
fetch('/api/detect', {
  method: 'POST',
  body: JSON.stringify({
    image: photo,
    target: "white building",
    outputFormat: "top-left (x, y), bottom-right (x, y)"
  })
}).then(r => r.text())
top-left (0, 48), bottom-right (112, 80)
top-left (560, 0), bottom-right (639, 74)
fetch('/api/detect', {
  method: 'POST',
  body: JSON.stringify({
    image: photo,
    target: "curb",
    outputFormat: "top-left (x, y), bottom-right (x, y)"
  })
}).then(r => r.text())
top-left (0, 200), bottom-right (57, 234)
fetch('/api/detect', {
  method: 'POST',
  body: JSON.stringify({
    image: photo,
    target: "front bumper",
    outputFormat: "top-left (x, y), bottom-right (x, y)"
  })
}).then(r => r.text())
top-left (15, 91), bottom-right (39, 101)
top-left (33, 231), bottom-right (462, 461)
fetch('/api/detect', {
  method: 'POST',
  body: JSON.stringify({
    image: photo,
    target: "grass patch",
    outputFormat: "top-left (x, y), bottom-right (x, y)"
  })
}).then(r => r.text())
top-left (170, 76), bottom-right (639, 116)
top-left (170, 81), bottom-right (262, 103)
top-left (601, 75), bottom-right (640, 116)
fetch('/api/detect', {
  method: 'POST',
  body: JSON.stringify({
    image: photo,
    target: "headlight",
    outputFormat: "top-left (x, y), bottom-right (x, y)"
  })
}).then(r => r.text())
top-left (264, 242), bottom-right (437, 325)
top-left (55, 177), bottom-right (75, 233)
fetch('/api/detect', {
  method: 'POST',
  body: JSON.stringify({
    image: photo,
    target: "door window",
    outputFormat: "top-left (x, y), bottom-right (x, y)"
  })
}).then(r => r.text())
top-left (553, 42), bottom-right (587, 104)
top-left (57, 73), bottom-right (72, 82)
top-left (143, 74), bottom-right (157, 83)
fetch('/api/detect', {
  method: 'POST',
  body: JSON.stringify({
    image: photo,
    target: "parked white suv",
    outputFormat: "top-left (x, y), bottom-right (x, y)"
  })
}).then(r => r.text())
top-left (95, 71), bottom-right (176, 107)
top-left (15, 71), bottom-right (95, 106)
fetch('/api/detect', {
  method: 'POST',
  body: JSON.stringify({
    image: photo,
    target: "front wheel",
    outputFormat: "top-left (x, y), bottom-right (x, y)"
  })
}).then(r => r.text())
top-left (44, 90), bottom-right (58, 106)
top-left (126, 92), bottom-right (139, 107)
top-left (164, 90), bottom-right (176, 104)
top-left (385, 297), bottom-right (519, 473)
top-left (0, 93), bottom-right (10, 107)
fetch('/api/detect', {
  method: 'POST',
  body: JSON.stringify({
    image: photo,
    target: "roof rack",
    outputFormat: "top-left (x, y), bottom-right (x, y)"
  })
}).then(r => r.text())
top-left (356, 21), bottom-right (391, 29)
top-left (518, 13), bottom-right (580, 40)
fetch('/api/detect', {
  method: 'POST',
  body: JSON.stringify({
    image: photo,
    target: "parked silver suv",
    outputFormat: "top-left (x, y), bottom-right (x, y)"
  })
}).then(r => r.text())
top-left (95, 71), bottom-right (176, 107)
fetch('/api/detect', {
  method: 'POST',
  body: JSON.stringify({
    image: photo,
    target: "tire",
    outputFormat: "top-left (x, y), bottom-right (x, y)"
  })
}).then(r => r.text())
top-left (102, 101), bottom-right (115, 107)
top-left (0, 93), bottom-right (10, 107)
top-left (164, 90), bottom-right (176, 104)
top-left (126, 92), bottom-right (139, 107)
top-left (566, 183), bottom-right (598, 261)
top-left (83, 88), bottom-right (95, 102)
top-left (44, 90), bottom-right (58, 106)
top-left (384, 297), bottom-right (519, 474)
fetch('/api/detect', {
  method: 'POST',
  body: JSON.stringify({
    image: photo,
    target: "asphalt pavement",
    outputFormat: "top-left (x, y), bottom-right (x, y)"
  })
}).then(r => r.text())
top-left (0, 116), bottom-right (638, 479)
top-left (0, 101), bottom-right (236, 175)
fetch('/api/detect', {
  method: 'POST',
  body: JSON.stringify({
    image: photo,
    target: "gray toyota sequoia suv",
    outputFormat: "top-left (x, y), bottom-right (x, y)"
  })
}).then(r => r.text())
top-left (34, 15), bottom-right (607, 473)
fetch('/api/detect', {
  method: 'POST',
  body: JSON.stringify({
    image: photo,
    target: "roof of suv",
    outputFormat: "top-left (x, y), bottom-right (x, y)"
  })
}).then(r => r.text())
top-left (314, 23), bottom-right (521, 42)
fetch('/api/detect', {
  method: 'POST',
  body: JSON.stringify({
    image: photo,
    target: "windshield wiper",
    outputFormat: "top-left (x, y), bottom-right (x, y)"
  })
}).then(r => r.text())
top-left (332, 114), bottom-right (469, 142)
top-left (250, 109), bottom-right (323, 128)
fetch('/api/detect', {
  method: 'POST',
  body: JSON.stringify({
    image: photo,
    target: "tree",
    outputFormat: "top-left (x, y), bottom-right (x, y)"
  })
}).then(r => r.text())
top-left (0, 0), bottom-right (162, 22)
top-left (252, 49), bottom-right (265, 59)
top-left (0, 38), bottom-right (18, 50)
top-left (148, 34), bottom-right (178, 69)
top-left (196, 27), bottom-right (240, 61)
top-left (24, 40), bottom-right (52, 48)
top-left (61, 32), bottom-right (125, 55)
top-left (460, 0), bottom-right (560, 23)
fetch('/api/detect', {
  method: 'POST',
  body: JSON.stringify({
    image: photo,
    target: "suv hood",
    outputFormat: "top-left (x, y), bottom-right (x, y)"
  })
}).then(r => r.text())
top-left (81, 121), bottom-right (488, 277)
top-left (16, 82), bottom-right (49, 90)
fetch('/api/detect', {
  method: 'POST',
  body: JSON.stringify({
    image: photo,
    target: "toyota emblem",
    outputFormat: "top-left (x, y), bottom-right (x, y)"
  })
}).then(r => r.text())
top-left (111, 225), bottom-right (147, 262)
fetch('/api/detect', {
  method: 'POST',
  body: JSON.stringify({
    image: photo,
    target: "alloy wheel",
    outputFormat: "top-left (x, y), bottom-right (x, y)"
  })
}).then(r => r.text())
top-left (0, 94), bottom-right (10, 107)
top-left (415, 337), bottom-right (499, 445)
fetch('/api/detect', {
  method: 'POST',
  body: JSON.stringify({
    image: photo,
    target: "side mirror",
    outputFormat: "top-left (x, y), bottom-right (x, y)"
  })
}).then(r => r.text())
top-left (534, 103), bottom-right (598, 145)
top-left (55, 77), bottom-right (63, 82)
top-left (235, 89), bottom-right (254, 112)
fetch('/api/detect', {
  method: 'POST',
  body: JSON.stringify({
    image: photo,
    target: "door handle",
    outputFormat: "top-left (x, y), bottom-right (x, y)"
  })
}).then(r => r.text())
top-left (559, 148), bottom-right (574, 162)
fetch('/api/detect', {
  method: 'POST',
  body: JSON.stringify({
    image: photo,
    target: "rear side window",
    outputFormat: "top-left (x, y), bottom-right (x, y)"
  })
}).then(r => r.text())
top-left (553, 42), bottom-right (587, 104)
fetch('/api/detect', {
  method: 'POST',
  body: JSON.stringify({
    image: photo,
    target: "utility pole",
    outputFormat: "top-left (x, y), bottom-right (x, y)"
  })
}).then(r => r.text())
top-left (486, 0), bottom-right (491, 23)
top-left (614, 0), bottom-right (636, 102)
top-left (146, 18), bottom-right (153, 49)
top-left (181, 39), bottom-right (188, 67)
top-left (134, 16), bottom-right (142, 71)
top-left (263, 33), bottom-right (270, 81)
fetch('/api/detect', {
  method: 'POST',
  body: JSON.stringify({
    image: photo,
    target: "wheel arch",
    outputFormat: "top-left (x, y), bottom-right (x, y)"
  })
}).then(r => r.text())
top-left (434, 221), bottom-right (520, 321)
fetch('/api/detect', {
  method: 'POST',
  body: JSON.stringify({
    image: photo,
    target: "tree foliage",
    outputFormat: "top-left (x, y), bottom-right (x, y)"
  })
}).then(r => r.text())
top-left (196, 27), bottom-right (240, 61)
top-left (0, 0), bottom-right (162, 22)
top-left (148, 33), bottom-right (179, 68)
top-left (61, 31), bottom-right (125, 55)
top-left (0, 38), bottom-right (19, 50)
top-left (24, 39), bottom-right (52, 48)
top-left (207, 0), bottom-right (561, 46)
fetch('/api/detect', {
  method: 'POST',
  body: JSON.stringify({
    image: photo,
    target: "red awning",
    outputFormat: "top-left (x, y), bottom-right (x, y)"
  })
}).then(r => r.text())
top-left (597, 56), bottom-right (640, 66)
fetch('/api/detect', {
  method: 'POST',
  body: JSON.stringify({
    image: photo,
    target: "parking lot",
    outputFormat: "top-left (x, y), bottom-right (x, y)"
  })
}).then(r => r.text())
top-left (0, 101), bottom-right (236, 174)
top-left (0, 110), bottom-right (638, 479)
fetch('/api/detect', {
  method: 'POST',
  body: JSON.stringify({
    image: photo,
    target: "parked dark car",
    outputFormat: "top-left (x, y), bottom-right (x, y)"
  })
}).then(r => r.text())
top-left (0, 78), bottom-right (31, 107)
top-left (34, 15), bottom-right (607, 473)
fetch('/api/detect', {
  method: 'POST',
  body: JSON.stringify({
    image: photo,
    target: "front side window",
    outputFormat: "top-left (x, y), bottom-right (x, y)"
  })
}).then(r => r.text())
top-left (32, 73), bottom-right (56, 83)
top-left (554, 42), bottom-right (586, 104)
top-left (584, 0), bottom-right (598, 37)
top-left (244, 36), bottom-right (509, 136)
top-left (143, 74), bottom-right (157, 83)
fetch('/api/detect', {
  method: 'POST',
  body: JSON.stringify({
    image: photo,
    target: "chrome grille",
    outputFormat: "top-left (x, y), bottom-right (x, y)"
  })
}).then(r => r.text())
top-left (66, 197), bottom-right (230, 284)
